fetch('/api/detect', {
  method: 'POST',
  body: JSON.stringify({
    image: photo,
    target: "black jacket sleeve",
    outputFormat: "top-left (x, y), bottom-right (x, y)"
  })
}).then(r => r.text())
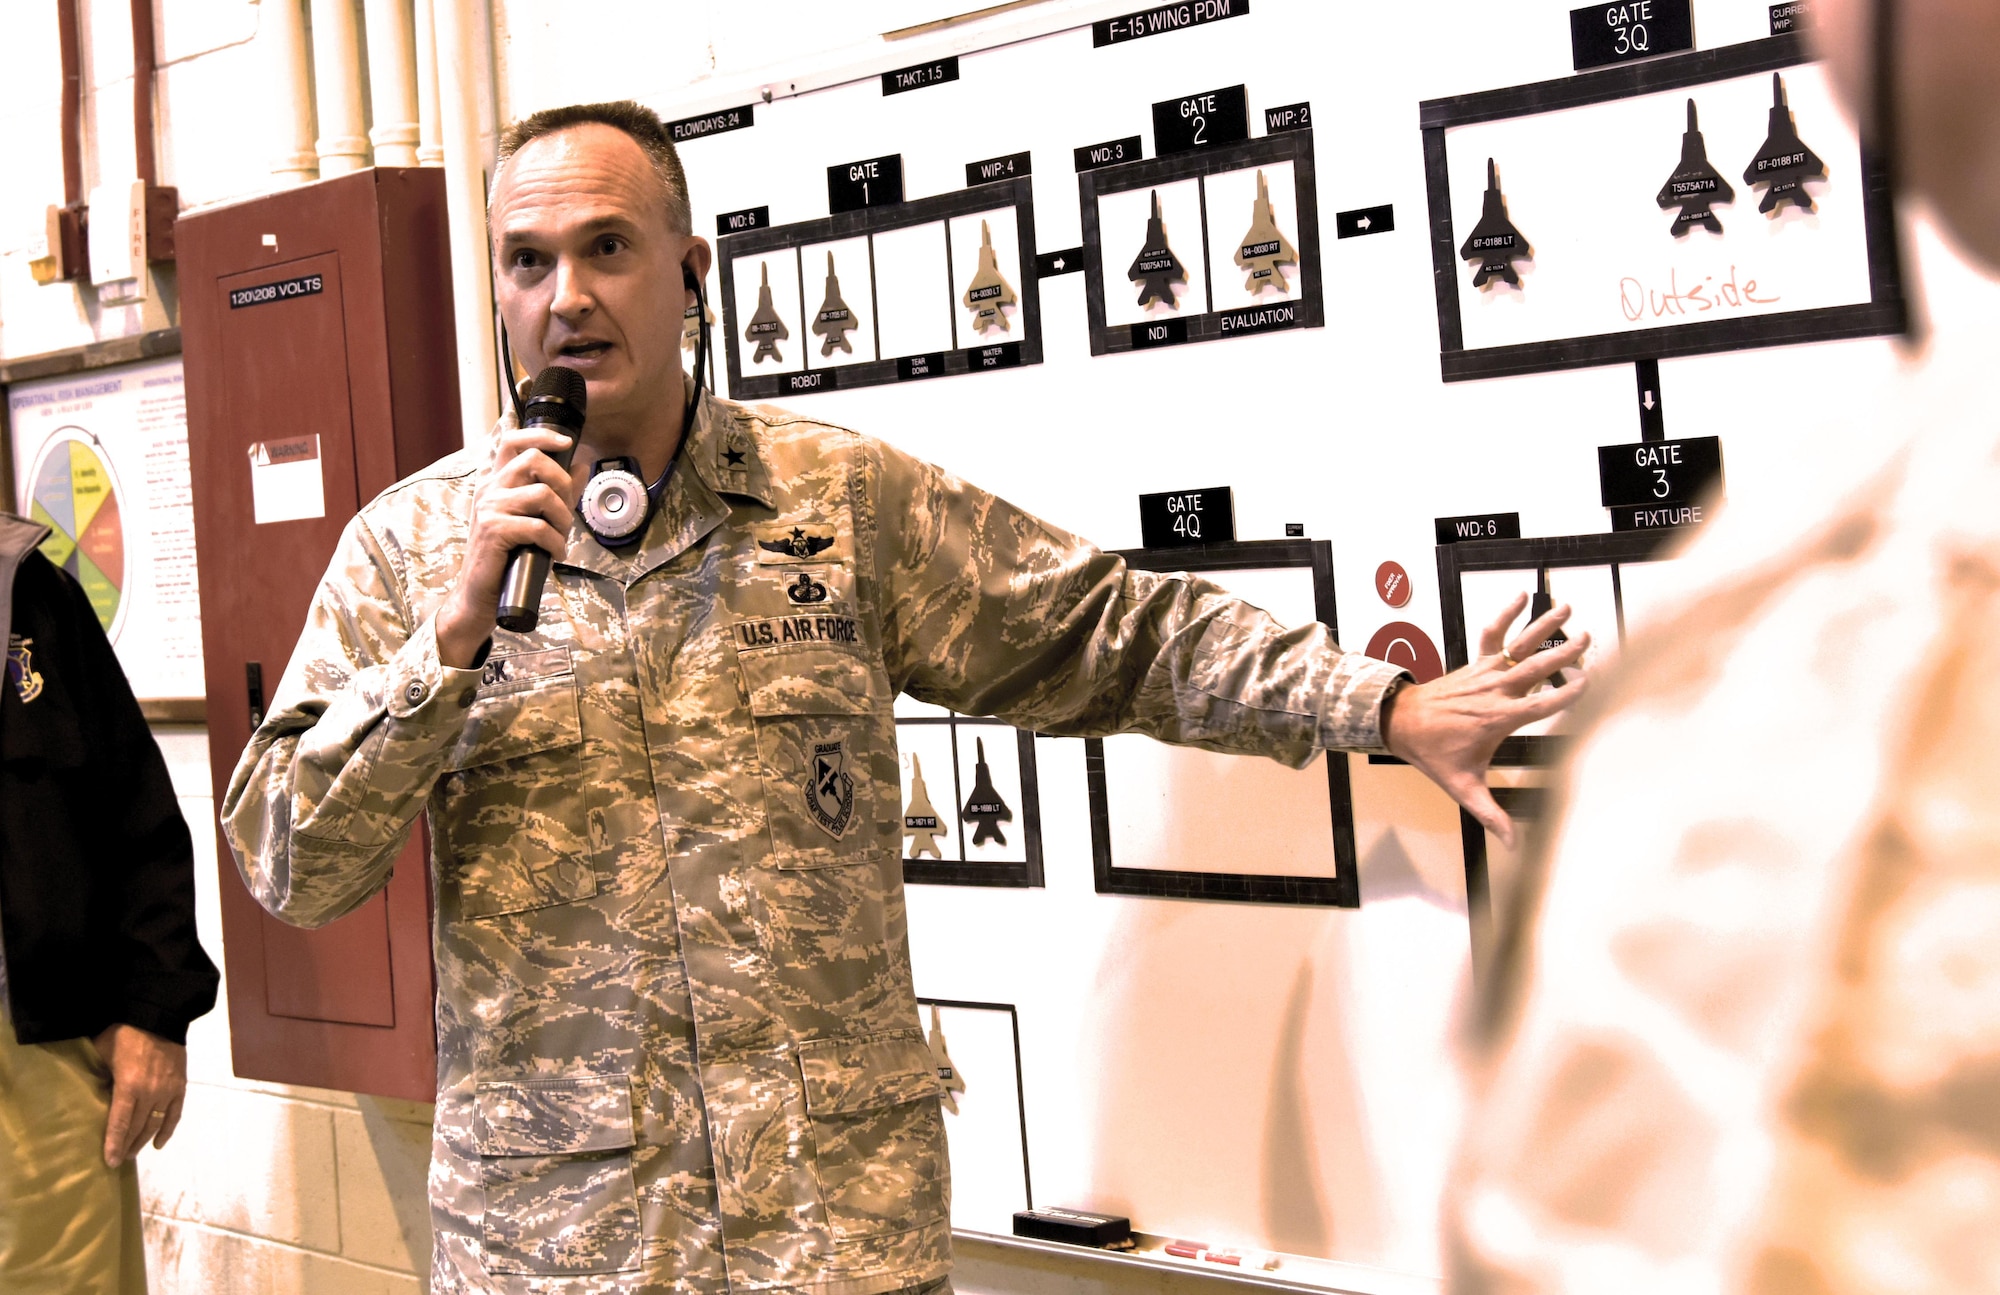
top-left (0, 553), bottom-right (218, 1045)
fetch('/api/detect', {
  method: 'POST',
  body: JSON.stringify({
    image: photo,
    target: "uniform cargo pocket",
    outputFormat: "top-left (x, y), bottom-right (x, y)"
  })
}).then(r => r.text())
top-left (475, 1075), bottom-right (641, 1276)
top-left (798, 1031), bottom-right (948, 1241)
top-left (738, 645), bottom-right (892, 869)
top-left (436, 676), bottom-right (598, 918)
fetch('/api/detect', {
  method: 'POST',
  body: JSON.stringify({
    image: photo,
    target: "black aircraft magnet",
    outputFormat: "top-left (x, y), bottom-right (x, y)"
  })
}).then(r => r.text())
top-left (1127, 190), bottom-right (1189, 310)
top-left (810, 252), bottom-right (859, 357)
top-left (745, 263), bottom-right (790, 364)
top-left (1460, 159), bottom-right (1532, 289)
top-left (1657, 99), bottom-right (1735, 236)
top-left (1233, 169), bottom-right (1298, 295)
top-left (1743, 73), bottom-right (1828, 215)
top-left (960, 737), bottom-right (1013, 847)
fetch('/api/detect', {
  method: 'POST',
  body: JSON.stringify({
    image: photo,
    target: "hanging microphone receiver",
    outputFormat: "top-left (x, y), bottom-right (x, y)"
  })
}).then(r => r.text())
top-left (494, 365), bottom-right (588, 633)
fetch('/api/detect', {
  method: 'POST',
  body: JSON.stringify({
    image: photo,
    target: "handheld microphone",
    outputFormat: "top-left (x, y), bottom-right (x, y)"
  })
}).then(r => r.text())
top-left (494, 365), bottom-right (587, 633)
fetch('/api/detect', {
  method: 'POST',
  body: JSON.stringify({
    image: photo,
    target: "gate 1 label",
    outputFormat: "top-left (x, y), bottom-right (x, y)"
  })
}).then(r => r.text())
top-left (1139, 486), bottom-right (1235, 549)
top-left (1074, 135), bottom-right (1142, 171)
top-left (669, 104), bottom-right (754, 143)
top-left (1569, 0), bottom-right (1694, 71)
top-left (967, 151), bottom-right (1031, 187)
top-left (1152, 84), bottom-right (1249, 155)
top-left (1597, 435), bottom-right (1723, 507)
top-left (1265, 102), bottom-right (1311, 134)
top-left (883, 56), bottom-right (958, 95)
top-left (716, 206), bottom-right (770, 237)
top-left (1093, 0), bottom-right (1250, 47)
top-left (827, 155), bottom-right (904, 214)
top-left (1434, 512), bottom-right (1522, 545)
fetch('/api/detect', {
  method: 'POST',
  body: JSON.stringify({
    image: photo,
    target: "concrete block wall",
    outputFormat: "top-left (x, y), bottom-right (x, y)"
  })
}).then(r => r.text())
top-left (143, 729), bottom-right (435, 1294)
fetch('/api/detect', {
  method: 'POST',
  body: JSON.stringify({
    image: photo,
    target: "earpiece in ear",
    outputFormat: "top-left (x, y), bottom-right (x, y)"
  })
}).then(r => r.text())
top-left (684, 266), bottom-right (699, 293)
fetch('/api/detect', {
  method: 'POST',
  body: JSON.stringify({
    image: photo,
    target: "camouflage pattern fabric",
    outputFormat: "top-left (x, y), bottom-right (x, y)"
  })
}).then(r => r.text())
top-left (1447, 432), bottom-right (2000, 1294)
top-left (222, 392), bottom-right (1406, 1294)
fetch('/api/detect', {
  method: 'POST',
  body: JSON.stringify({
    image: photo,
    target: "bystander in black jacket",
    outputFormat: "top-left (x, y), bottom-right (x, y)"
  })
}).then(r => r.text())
top-left (0, 511), bottom-right (217, 1045)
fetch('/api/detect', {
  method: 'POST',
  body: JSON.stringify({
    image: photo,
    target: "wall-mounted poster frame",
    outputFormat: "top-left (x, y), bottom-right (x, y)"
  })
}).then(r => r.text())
top-left (715, 176), bottom-right (1041, 400)
top-left (1078, 130), bottom-right (1325, 357)
top-left (897, 714), bottom-right (1045, 889)
top-left (1435, 528), bottom-right (1679, 968)
top-left (1085, 538), bottom-right (1358, 908)
top-left (1419, 32), bottom-right (1905, 382)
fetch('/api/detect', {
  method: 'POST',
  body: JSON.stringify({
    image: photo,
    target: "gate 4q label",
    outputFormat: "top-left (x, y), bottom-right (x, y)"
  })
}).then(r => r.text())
top-left (1138, 486), bottom-right (1236, 549)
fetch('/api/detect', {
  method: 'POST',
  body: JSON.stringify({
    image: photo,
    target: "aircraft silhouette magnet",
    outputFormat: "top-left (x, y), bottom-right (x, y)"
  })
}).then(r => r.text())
top-left (1233, 170), bottom-right (1298, 294)
top-left (682, 294), bottom-right (714, 353)
top-left (902, 754), bottom-right (947, 860)
top-left (962, 220), bottom-right (1019, 336)
top-left (1743, 73), bottom-right (1827, 215)
top-left (1657, 99), bottom-right (1735, 236)
top-left (926, 1004), bottom-right (967, 1115)
top-left (744, 263), bottom-right (789, 364)
top-left (1127, 190), bottom-right (1189, 310)
top-left (811, 251), bottom-right (860, 356)
top-left (960, 737), bottom-right (1013, 847)
top-left (1460, 159), bottom-right (1532, 289)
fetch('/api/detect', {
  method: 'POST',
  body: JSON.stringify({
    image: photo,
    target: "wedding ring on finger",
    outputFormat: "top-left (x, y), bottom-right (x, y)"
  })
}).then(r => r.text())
top-left (1499, 649), bottom-right (1520, 668)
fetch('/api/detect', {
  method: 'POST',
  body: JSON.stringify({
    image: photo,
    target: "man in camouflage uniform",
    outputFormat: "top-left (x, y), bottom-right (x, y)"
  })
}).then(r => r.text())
top-left (223, 102), bottom-right (1583, 1294)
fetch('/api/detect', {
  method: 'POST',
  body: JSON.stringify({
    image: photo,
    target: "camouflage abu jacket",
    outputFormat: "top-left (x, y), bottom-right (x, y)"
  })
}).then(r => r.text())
top-left (222, 391), bottom-right (1406, 1295)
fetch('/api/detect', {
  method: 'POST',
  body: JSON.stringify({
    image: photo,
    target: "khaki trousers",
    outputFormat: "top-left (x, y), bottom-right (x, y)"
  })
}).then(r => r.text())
top-left (0, 1011), bottom-right (147, 1294)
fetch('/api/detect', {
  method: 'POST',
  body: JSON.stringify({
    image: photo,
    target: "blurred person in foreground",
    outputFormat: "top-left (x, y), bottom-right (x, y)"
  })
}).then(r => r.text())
top-left (0, 511), bottom-right (219, 1294)
top-left (1446, 1), bottom-right (2000, 1292)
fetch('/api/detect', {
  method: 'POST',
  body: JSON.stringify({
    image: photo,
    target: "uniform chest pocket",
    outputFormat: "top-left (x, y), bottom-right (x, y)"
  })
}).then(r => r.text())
top-left (475, 1074), bottom-right (641, 1276)
top-left (737, 642), bottom-right (893, 870)
top-left (798, 1032), bottom-right (949, 1242)
top-left (436, 672), bottom-right (599, 919)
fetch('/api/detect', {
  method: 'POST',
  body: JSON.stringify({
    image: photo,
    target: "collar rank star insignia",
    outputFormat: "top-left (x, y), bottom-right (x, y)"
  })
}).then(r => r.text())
top-left (720, 433), bottom-right (751, 470)
top-left (759, 526), bottom-right (836, 560)
top-left (6, 635), bottom-right (43, 704)
top-left (804, 739), bottom-right (856, 838)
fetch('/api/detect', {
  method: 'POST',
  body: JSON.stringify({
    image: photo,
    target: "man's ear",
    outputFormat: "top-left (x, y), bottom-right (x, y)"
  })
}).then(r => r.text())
top-left (681, 235), bottom-right (715, 294)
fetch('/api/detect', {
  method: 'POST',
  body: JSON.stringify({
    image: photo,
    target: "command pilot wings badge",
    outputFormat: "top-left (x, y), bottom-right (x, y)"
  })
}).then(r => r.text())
top-left (757, 524), bottom-right (837, 560)
top-left (804, 740), bottom-right (856, 838)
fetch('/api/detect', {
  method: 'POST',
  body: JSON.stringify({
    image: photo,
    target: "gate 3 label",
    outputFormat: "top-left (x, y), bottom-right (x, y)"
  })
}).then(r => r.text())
top-left (1597, 436), bottom-right (1723, 507)
top-left (1569, 0), bottom-right (1694, 71)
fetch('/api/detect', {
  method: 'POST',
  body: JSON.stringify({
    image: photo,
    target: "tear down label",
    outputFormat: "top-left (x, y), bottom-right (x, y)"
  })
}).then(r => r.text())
top-left (732, 615), bottom-right (862, 649)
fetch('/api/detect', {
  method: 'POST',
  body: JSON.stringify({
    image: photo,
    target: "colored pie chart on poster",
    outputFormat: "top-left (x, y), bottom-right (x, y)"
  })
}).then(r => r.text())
top-left (28, 434), bottom-right (125, 634)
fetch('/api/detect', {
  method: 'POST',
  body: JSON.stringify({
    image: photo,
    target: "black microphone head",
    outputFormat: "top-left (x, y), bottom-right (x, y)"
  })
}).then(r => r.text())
top-left (522, 365), bottom-right (587, 432)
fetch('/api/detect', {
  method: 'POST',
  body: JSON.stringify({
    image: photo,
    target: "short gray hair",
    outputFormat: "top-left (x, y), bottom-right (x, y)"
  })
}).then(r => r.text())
top-left (494, 100), bottom-right (692, 234)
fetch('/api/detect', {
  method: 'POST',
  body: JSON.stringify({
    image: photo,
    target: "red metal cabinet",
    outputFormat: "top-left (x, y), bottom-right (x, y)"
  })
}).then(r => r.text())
top-left (178, 168), bottom-right (462, 1101)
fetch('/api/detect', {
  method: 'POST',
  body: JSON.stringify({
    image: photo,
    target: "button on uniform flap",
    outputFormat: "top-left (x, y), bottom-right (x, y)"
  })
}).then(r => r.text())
top-left (475, 1074), bottom-right (636, 1156)
top-left (735, 639), bottom-right (877, 717)
top-left (798, 1032), bottom-right (943, 1116)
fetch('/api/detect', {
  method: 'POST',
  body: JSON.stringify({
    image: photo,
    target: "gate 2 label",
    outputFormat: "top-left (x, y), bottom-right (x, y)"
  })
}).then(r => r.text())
top-left (1151, 85), bottom-right (1249, 155)
top-left (1138, 486), bottom-right (1236, 549)
top-left (1569, 0), bottom-right (1693, 72)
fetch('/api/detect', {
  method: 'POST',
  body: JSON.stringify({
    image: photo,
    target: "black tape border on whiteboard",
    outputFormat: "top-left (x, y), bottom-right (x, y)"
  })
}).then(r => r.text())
top-left (1419, 33), bottom-right (1905, 382)
top-left (917, 997), bottom-right (1034, 1212)
top-left (899, 722), bottom-right (1045, 889)
top-left (1434, 528), bottom-right (1677, 972)
top-left (1078, 130), bottom-right (1325, 357)
top-left (1085, 539), bottom-right (1358, 907)
top-left (716, 175), bottom-right (1042, 400)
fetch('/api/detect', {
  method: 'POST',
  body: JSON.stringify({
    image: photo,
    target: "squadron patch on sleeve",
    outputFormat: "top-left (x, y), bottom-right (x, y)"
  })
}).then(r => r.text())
top-left (803, 739), bottom-right (855, 838)
top-left (6, 635), bottom-right (43, 704)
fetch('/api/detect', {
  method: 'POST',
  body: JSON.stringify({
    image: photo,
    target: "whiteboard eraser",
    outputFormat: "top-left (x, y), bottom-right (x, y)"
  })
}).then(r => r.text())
top-left (1013, 1207), bottom-right (1133, 1248)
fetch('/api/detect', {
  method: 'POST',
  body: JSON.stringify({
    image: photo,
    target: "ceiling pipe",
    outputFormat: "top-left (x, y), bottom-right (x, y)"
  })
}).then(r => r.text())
top-left (364, 0), bottom-right (421, 166)
top-left (413, 0), bottom-right (443, 165)
top-left (263, 0), bottom-right (318, 185)
top-left (309, 0), bottom-right (370, 175)
top-left (431, 0), bottom-right (500, 442)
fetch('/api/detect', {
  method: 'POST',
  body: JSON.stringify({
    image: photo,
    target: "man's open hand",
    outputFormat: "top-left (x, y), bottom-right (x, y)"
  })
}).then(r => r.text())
top-left (94, 1023), bottom-right (187, 1168)
top-left (1382, 593), bottom-right (1589, 848)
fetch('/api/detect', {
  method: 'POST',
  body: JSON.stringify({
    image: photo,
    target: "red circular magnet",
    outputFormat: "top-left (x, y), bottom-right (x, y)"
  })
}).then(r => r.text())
top-left (1375, 561), bottom-right (1412, 608)
top-left (1365, 621), bottom-right (1444, 683)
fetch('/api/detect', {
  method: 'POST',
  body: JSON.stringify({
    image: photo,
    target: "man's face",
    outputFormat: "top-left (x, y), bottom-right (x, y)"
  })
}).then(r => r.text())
top-left (489, 123), bottom-right (711, 428)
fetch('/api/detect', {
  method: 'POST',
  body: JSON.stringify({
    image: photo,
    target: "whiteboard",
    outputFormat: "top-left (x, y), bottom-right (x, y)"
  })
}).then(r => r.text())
top-left (614, 1), bottom-right (1916, 1284)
